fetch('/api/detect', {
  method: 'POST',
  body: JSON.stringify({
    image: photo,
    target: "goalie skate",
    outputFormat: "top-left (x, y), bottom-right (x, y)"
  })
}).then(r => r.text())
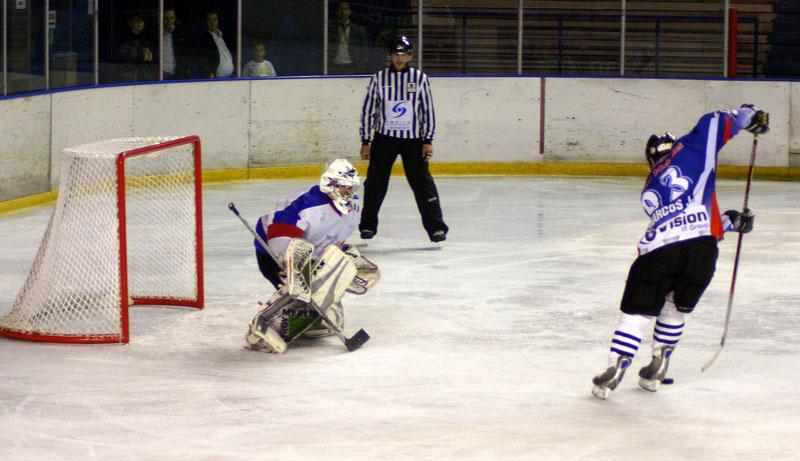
top-left (592, 356), bottom-right (632, 400)
top-left (638, 346), bottom-right (675, 392)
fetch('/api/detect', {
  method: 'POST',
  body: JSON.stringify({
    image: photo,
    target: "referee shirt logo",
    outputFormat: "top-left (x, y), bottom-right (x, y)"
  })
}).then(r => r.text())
top-left (407, 82), bottom-right (417, 93)
top-left (385, 100), bottom-right (412, 130)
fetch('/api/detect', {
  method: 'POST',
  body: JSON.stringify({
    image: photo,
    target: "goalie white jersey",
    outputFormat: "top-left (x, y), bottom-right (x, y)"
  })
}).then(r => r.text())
top-left (254, 185), bottom-right (361, 260)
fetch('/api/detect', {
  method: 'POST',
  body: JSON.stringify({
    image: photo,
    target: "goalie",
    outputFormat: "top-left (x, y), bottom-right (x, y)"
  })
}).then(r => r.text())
top-left (245, 159), bottom-right (380, 353)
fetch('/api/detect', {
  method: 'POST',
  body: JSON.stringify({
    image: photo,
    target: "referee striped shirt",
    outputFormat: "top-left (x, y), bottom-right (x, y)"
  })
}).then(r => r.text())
top-left (359, 66), bottom-right (436, 144)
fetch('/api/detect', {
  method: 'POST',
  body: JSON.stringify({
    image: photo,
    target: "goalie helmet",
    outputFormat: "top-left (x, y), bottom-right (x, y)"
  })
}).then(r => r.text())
top-left (320, 159), bottom-right (361, 214)
top-left (645, 132), bottom-right (677, 168)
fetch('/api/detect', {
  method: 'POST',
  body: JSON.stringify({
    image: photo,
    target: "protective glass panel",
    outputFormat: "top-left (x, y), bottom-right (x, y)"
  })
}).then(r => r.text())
top-left (424, 2), bottom-right (517, 75)
top-left (522, 1), bottom-right (621, 76)
top-left (7, 0), bottom-right (45, 94)
top-left (1, 0), bottom-right (5, 94)
top-left (48, 0), bottom-right (95, 89)
top-left (98, 0), bottom-right (158, 83)
top-left (242, 0), bottom-right (323, 77)
top-left (624, 1), bottom-right (723, 78)
top-left (326, 1), bottom-right (414, 75)
top-left (163, 0), bottom-right (239, 79)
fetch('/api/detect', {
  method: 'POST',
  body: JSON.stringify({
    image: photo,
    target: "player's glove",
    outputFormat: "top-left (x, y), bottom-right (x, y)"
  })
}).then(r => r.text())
top-left (741, 104), bottom-right (769, 135)
top-left (724, 209), bottom-right (755, 234)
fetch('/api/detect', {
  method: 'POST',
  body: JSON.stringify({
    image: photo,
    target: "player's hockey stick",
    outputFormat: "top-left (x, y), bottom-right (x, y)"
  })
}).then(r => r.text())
top-left (702, 134), bottom-right (758, 372)
top-left (227, 202), bottom-right (370, 352)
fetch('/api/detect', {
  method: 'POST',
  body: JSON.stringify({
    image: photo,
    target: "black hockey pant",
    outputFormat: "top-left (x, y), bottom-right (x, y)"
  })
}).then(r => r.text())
top-left (360, 133), bottom-right (448, 238)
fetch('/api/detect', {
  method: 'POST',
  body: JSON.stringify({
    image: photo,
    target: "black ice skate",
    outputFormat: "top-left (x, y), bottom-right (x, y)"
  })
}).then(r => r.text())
top-left (592, 356), bottom-right (632, 400)
top-left (430, 230), bottom-right (446, 243)
top-left (638, 346), bottom-right (675, 392)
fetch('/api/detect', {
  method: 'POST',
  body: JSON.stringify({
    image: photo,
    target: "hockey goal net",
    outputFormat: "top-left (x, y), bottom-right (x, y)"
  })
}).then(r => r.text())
top-left (0, 136), bottom-right (203, 344)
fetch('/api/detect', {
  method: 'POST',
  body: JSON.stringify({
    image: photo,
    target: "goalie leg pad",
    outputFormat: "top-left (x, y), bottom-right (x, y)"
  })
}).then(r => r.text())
top-left (310, 245), bottom-right (358, 308)
top-left (245, 316), bottom-right (287, 353)
top-left (285, 239), bottom-right (314, 302)
top-left (302, 301), bottom-right (345, 338)
top-left (244, 290), bottom-right (322, 352)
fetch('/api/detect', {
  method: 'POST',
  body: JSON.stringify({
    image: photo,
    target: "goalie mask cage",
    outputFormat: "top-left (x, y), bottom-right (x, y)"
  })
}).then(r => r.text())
top-left (0, 136), bottom-right (204, 344)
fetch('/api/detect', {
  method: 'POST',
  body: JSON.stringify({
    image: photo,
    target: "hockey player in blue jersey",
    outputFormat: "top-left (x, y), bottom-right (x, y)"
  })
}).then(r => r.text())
top-left (592, 104), bottom-right (769, 399)
top-left (245, 159), bottom-right (380, 353)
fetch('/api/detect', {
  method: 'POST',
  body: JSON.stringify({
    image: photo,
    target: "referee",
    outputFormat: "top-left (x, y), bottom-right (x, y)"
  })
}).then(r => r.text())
top-left (358, 35), bottom-right (449, 243)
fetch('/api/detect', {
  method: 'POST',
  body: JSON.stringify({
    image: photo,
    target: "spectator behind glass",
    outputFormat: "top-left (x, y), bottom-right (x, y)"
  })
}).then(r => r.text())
top-left (162, 7), bottom-right (190, 79)
top-left (329, 1), bottom-right (368, 74)
top-left (114, 13), bottom-right (155, 82)
top-left (196, 11), bottom-right (235, 78)
top-left (243, 43), bottom-right (277, 77)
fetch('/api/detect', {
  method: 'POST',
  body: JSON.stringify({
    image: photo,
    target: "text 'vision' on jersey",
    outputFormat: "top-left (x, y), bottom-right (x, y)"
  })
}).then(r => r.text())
top-left (638, 109), bottom-right (751, 254)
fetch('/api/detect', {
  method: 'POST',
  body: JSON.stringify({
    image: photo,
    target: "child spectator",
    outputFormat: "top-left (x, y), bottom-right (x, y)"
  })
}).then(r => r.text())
top-left (243, 42), bottom-right (277, 77)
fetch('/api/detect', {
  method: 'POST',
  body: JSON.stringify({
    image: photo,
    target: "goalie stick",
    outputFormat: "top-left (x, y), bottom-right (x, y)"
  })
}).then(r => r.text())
top-left (702, 134), bottom-right (758, 372)
top-left (228, 202), bottom-right (370, 352)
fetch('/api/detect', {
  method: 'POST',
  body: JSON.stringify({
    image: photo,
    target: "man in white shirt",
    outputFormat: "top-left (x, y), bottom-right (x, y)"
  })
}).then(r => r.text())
top-left (162, 8), bottom-right (178, 78)
top-left (197, 11), bottom-right (234, 78)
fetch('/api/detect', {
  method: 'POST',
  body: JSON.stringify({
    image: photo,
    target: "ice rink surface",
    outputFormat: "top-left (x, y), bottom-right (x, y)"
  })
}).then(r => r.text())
top-left (1, 176), bottom-right (799, 460)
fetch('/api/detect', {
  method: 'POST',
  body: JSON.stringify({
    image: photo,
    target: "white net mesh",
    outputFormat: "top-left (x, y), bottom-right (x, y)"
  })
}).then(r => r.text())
top-left (0, 137), bottom-right (201, 342)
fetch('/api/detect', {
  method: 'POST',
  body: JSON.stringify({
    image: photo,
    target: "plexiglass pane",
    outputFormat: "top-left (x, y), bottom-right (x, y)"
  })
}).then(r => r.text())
top-left (2, 0), bottom-right (6, 94)
top-left (522, 1), bottom-right (621, 76)
top-left (165, 0), bottom-right (239, 79)
top-left (424, 2), bottom-right (517, 75)
top-left (327, 1), bottom-right (414, 75)
top-left (49, 0), bottom-right (95, 89)
top-left (242, 0), bottom-right (323, 77)
top-left (98, 0), bottom-right (158, 84)
top-left (624, 1), bottom-right (723, 78)
top-left (7, 0), bottom-right (45, 94)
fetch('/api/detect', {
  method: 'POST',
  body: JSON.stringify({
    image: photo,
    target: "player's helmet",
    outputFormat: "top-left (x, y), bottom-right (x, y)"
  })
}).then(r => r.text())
top-left (388, 35), bottom-right (412, 54)
top-left (645, 133), bottom-right (677, 168)
top-left (320, 159), bottom-right (361, 214)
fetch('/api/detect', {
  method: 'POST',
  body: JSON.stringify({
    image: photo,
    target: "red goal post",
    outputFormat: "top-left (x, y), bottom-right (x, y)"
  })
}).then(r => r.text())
top-left (0, 136), bottom-right (204, 344)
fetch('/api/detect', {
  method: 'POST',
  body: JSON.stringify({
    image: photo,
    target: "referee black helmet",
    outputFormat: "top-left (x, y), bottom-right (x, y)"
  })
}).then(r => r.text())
top-left (388, 35), bottom-right (412, 54)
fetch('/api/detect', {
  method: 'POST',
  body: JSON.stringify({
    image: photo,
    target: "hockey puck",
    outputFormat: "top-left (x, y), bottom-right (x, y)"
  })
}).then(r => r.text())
top-left (662, 378), bottom-right (674, 385)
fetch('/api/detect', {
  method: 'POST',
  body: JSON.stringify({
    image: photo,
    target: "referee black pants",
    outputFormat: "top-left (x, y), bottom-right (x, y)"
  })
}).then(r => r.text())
top-left (360, 133), bottom-right (448, 239)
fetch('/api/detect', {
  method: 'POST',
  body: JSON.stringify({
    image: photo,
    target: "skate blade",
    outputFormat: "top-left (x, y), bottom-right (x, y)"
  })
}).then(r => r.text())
top-left (592, 385), bottom-right (612, 400)
top-left (639, 378), bottom-right (660, 392)
top-left (244, 343), bottom-right (270, 352)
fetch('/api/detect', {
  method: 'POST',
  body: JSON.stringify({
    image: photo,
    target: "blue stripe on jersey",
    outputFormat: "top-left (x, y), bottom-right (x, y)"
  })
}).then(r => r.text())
top-left (254, 215), bottom-right (268, 253)
top-left (272, 186), bottom-right (331, 226)
top-left (254, 186), bottom-right (332, 254)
